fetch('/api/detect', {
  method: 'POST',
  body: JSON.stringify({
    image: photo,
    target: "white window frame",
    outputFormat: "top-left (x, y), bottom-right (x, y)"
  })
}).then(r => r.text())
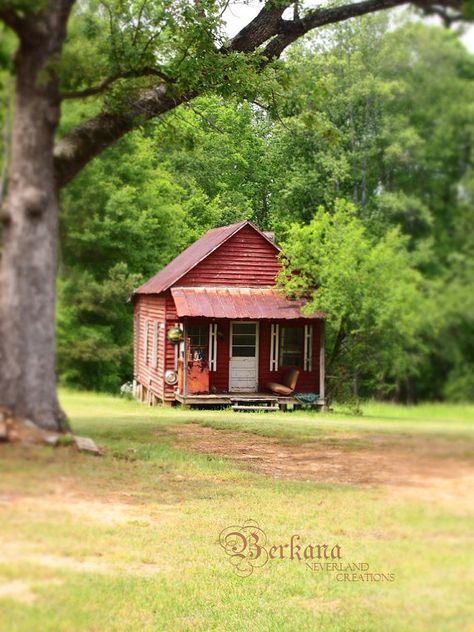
top-left (269, 323), bottom-right (279, 371)
top-left (280, 325), bottom-right (304, 368)
top-left (208, 322), bottom-right (218, 372)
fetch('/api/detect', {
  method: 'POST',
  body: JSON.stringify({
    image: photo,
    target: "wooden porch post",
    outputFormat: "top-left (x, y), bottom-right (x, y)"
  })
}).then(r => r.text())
top-left (319, 320), bottom-right (326, 404)
top-left (182, 319), bottom-right (188, 399)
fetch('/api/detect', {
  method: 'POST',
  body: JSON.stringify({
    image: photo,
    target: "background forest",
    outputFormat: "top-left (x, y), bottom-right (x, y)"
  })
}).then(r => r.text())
top-left (1, 13), bottom-right (473, 403)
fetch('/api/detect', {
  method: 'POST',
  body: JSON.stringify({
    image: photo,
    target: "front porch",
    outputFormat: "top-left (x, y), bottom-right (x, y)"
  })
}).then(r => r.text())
top-left (174, 391), bottom-right (325, 411)
top-left (172, 309), bottom-right (326, 409)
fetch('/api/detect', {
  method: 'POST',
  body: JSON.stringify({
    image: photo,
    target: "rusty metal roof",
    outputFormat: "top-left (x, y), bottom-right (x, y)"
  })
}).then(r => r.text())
top-left (171, 287), bottom-right (325, 320)
top-left (134, 220), bottom-right (279, 295)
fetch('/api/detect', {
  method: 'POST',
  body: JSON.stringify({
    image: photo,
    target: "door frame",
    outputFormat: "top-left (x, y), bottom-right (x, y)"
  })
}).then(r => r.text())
top-left (228, 320), bottom-right (260, 392)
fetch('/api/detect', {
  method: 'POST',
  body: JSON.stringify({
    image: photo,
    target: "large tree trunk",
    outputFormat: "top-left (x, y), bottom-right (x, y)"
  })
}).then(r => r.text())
top-left (0, 5), bottom-right (72, 430)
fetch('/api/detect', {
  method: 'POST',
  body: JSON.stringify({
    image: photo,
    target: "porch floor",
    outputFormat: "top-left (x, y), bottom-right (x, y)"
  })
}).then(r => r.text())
top-left (174, 391), bottom-right (300, 409)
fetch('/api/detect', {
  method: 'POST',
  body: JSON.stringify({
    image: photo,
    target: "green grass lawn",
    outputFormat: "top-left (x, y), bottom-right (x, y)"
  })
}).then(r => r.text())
top-left (1, 391), bottom-right (473, 632)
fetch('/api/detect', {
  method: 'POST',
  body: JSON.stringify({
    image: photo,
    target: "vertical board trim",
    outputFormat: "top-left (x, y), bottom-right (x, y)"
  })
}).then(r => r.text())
top-left (152, 321), bottom-right (158, 368)
top-left (270, 323), bottom-right (279, 371)
top-left (143, 319), bottom-right (149, 364)
top-left (209, 323), bottom-right (218, 371)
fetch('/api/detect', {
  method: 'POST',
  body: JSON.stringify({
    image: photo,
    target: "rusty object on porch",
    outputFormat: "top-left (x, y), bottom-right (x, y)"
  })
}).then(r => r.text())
top-left (266, 368), bottom-right (300, 396)
top-left (177, 359), bottom-right (210, 395)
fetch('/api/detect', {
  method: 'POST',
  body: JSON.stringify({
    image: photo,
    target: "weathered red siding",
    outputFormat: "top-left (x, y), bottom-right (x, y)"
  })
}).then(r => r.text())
top-left (134, 294), bottom-right (166, 400)
top-left (178, 224), bottom-right (280, 288)
top-left (164, 291), bottom-right (179, 402)
top-left (212, 320), bottom-right (231, 392)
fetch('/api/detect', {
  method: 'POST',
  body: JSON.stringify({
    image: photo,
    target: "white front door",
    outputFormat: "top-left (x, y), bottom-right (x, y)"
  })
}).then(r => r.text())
top-left (229, 322), bottom-right (259, 392)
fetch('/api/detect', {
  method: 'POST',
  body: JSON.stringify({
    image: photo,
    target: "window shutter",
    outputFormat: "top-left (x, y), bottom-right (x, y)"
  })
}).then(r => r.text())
top-left (151, 321), bottom-right (158, 368)
top-left (304, 325), bottom-right (313, 371)
top-left (143, 320), bottom-right (149, 364)
top-left (208, 323), bottom-right (218, 371)
top-left (270, 323), bottom-right (279, 371)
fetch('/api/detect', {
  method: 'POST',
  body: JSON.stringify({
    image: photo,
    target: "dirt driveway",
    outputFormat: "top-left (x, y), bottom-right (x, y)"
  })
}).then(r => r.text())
top-left (173, 423), bottom-right (474, 507)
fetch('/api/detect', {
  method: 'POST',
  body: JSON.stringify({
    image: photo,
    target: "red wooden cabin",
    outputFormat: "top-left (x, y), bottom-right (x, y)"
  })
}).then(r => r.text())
top-left (132, 221), bottom-right (325, 409)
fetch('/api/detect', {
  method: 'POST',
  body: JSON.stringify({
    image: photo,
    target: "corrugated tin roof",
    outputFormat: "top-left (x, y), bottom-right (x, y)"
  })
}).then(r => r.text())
top-left (134, 220), bottom-right (279, 295)
top-left (171, 287), bottom-right (325, 320)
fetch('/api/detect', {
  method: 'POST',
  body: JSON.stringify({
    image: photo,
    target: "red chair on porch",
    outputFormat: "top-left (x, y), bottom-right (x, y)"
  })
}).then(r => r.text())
top-left (266, 368), bottom-right (300, 396)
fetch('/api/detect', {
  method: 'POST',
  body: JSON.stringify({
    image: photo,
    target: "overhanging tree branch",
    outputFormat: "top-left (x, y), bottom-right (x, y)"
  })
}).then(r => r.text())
top-left (54, 85), bottom-right (195, 186)
top-left (60, 67), bottom-right (174, 100)
top-left (263, 0), bottom-right (411, 59)
top-left (224, 2), bottom-right (290, 52)
top-left (53, 0), bottom-right (468, 188)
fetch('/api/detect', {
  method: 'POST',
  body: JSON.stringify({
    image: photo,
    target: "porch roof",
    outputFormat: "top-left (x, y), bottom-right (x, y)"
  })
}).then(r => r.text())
top-left (171, 287), bottom-right (325, 320)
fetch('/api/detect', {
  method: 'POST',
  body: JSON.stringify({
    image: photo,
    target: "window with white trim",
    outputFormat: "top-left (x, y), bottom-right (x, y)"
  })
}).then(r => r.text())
top-left (280, 326), bottom-right (304, 367)
top-left (188, 326), bottom-right (208, 361)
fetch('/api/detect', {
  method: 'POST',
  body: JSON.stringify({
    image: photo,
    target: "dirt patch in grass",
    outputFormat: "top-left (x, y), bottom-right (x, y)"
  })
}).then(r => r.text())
top-left (0, 580), bottom-right (36, 604)
top-left (0, 540), bottom-right (168, 577)
top-left (0, 492), bottom-right (179, 528)
top-left (302, 597), bottom-right (341, 612)
top-left (173, 424), bottom-right (474, 507)
top-left (0, 578), bottom-right (63, 605)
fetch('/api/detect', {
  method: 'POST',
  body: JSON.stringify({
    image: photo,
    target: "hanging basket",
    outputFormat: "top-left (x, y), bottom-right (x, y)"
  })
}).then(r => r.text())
top-left (167, 326), bottom-right (183, 344)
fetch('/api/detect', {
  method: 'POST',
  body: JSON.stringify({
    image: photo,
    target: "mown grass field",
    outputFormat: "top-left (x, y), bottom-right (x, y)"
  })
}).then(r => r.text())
top-left (1, 392), bottom-right (473, 632)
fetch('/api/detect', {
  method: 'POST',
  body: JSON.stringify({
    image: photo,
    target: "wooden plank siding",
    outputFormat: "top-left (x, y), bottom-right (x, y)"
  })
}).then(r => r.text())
top-left (164, 291), bottom-right (179, 402)
top-left (177, 224), bottom-right (280, 287)
top-left (134, 294), bottom-right (166, 401)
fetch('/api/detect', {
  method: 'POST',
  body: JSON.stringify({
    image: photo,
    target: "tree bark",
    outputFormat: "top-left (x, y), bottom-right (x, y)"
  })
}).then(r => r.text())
top-left (0, 2), bottom-right (73, 430)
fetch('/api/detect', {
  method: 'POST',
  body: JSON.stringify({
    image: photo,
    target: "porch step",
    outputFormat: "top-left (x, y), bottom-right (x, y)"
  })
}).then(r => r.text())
top-left (231, 403), bottom-right (280, 412)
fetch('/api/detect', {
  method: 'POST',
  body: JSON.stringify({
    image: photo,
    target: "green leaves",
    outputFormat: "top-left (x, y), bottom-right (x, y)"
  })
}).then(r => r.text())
top-left (57, 263), bottom-right (140, 391)
top-left (279, 199), bottom-right (428, 396)
top-left (59, 0), bottom-right (265, 102)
